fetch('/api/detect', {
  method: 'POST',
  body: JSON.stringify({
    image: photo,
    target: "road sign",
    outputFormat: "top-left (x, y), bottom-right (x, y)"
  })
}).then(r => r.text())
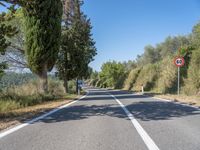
top-left (174, 56), bottom-right (185, 95)
top-left (174, 57), bottom-right (185, 67)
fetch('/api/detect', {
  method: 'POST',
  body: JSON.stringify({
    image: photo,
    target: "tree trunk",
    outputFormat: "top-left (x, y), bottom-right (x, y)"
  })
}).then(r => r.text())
top-left (76, 78), bottom-right (79, 94)
top-left (38, 65), bottom-right (48, 93)
top-left (64, 78), bottom-right (69, 93)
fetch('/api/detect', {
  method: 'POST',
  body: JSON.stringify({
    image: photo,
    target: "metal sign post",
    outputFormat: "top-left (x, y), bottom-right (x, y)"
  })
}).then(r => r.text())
top-left (174, 56), bottom-right (185, 96)
top-left (177, 67), bottom-right (180, 95)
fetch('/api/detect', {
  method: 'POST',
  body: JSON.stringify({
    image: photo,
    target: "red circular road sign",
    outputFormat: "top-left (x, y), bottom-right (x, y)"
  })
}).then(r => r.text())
top-left (174, 57), bottom-right (185, 67)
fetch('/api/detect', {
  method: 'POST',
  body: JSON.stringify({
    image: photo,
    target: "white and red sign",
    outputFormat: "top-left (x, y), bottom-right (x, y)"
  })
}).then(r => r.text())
top-left (174, 57), bottom-right (185, 67)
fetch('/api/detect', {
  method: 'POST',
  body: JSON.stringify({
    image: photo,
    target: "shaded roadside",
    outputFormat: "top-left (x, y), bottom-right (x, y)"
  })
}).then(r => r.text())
top-left (106, 88), bottom-right (200, 107)
top-left (0, 96), bottom-right (78, 131)
top-left (142, 92), bottom-right (200, 107)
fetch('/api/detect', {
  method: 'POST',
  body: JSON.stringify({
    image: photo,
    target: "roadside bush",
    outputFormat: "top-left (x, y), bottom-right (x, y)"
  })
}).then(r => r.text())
top-left (48, 78), bottom-right (65, 97)
top-left (0, 73), bottom-right (37, 89)
top-left (99, 61), bottom-right (127, 89)
top-left (183, 49), bottom-right (200, 95)
top-left (95, 78), bottom-right (106, 88)
top-left (157, 56), bottom-right (177, 93)
top-left (0, 100), bottom-right (20, 113)
top-left (68, 80), bottom-right (76, 94)
top-left (123, 68), bottom-right (141, 90)
top-left (0, 78), bottom-right (65, 113)
top-left (89, 78), bottom-right (98, 87)
top-left (132, 64), bottom-right (160, 92)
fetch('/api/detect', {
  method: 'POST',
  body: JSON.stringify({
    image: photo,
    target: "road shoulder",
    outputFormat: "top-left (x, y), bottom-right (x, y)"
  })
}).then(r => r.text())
top-left (0, 95), bottom-right (79, 132)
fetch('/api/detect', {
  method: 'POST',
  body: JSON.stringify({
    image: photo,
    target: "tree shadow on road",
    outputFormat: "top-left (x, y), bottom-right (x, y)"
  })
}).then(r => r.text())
top-left (37, 98), bottom-right (200, 124)
top-left (127, 101), bottom-right (200, 121)
top-left (40, 104), bottom-right (127, 123)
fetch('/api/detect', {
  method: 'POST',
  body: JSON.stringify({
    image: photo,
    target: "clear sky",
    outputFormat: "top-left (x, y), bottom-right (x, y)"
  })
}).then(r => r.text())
top-left (1, 1), bottom-right (200, 71)
top-left (82, 0), bottom-right (200, 71)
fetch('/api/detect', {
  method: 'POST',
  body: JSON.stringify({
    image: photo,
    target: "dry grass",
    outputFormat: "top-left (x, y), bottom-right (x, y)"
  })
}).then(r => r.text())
top-left (123, 68), bottom-right (141, 90)
top-left (132, 64), bottom-right (159, 92)
top-left (155, 94), bottom-right (200, 107)
top-left (0, 94), bottom-right (78, 131)
top-left (0, 79), bottom-right (66, 113)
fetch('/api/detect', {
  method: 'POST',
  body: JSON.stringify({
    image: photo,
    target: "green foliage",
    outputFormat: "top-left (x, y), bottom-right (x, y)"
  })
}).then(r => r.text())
top-left (122, 60), bottom-right (136, 72)
top-left (0, 63), bottom-right (7, 78)
top-left (88, 71), bottom-right (99, 86)
top-left (136, 36), bottom-right (191, 67)
top-left (0, 72), bottom-right (36, 89)
top-left (4, 9), bottom-right (26, 69)
top-left (123, 68), bottom-right (141, 90)
top-left (56, 0), bottom-right (96, 92)
top-left (99, 61), bottom-right (127, 89)
top-left (192, 22), bottom-right (200, 48)
top-left (182, 22), bottom-right (200, 95)
top-left (183, 49), bottom-right (200, 95)
top-left (0, 78), bottom-right (65, 113)
top-left (156, 56), bottom-right (177, 93)
top-left (23, 0), bottom-right (62, 75)
top-left (0, 5), bottom-right (17, 77)
top-left (132, 64), bottom-right (160, 91)
top-left (68, 80), bottom-right (77, 94)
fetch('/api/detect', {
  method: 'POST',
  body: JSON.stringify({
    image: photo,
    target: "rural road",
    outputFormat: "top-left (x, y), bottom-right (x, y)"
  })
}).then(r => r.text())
top-left (1, 87), bottom-right (200, 150)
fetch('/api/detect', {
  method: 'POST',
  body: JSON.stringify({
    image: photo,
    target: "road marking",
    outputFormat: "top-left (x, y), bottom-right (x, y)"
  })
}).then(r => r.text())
top-left (154, 97), bottom-right (200, 110)
top-left (110, 94), bottom-right (160, 150)
top-left (134, 93), bottom-right (200, 110)
top-left (0, 93), bottom-right (88, 139)
top-left (154, 97), bottom-right (172, 102)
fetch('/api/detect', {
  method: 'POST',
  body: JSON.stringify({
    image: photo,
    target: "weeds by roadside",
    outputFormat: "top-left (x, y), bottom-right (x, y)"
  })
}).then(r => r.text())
top-left (0, 94), bottom-right (77, 131)
top-left (0, 78), bottom-right (76, 114)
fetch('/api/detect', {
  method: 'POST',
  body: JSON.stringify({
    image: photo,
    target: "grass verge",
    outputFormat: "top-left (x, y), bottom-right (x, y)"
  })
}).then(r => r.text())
top-left (142, 92), bottom-right (200, 107)
top-left (154, 94), bottom-right (200, 107)
top-left (0, 94), bottom-right (78, 131)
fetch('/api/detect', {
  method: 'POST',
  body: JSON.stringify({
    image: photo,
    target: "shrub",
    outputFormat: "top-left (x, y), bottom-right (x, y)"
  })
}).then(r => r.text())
top-left (0, 78), bottom-right (65, 113)
top-left (89, 78), bottom-right (98, 87)
top-left (123, 68), bottom-right (141, 90)
top-left (68, 80), bottom-right (76, 94)
top-left (156, 56), bottom-right (177, 93)
top-left (48, 78), bottom-right (65, 97)
top-left (0, 100), bottom-right (20, 113)
top-left (132, 64), bottom-right (160, 92)
top-left (183, 49), bottom-right (200, 95)
top-left (99, 61), bottom-right (127, 89)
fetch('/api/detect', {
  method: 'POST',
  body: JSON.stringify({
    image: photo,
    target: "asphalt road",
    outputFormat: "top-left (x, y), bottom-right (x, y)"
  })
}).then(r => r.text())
top-left (1, 87), bottom-right (200, 150)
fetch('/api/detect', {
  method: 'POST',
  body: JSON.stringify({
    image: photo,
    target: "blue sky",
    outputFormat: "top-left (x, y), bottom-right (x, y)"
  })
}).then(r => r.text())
top-left (1, 1), bottom-right (200, 71)
top-left (82, 0), bottom-right (200, 71)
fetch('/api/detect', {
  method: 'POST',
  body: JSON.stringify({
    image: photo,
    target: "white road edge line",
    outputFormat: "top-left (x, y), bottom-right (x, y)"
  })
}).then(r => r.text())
top-left (153, 97), bottom-right (173, 102)
top-left (154, 97), bottom-right (200, 110)
top-left (135, 93), bottom-right (200, 110)
top-left (110, 94), bottom-right (160, 150)
top-left (0, 92), bottom-right (89, 139)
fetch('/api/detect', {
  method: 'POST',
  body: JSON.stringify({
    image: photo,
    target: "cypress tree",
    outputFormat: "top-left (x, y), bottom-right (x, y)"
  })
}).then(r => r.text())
top-left (22, 0), bottom-right (63, 92)
top-left (57, 0), bottom-right (96, 93)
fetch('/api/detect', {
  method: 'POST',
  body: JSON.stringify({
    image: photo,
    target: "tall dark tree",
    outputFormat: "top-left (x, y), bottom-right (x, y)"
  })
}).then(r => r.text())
top-left (1, 0), bottom-right (63, 92)
top-left (57, 0), bottom-right (96, 93)
top-left (22, 0), bottom-right (63, 92)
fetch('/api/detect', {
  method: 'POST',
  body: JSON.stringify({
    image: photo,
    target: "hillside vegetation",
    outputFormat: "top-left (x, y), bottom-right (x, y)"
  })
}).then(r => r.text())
top-left (90, 22), bottom-right (200, 96)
